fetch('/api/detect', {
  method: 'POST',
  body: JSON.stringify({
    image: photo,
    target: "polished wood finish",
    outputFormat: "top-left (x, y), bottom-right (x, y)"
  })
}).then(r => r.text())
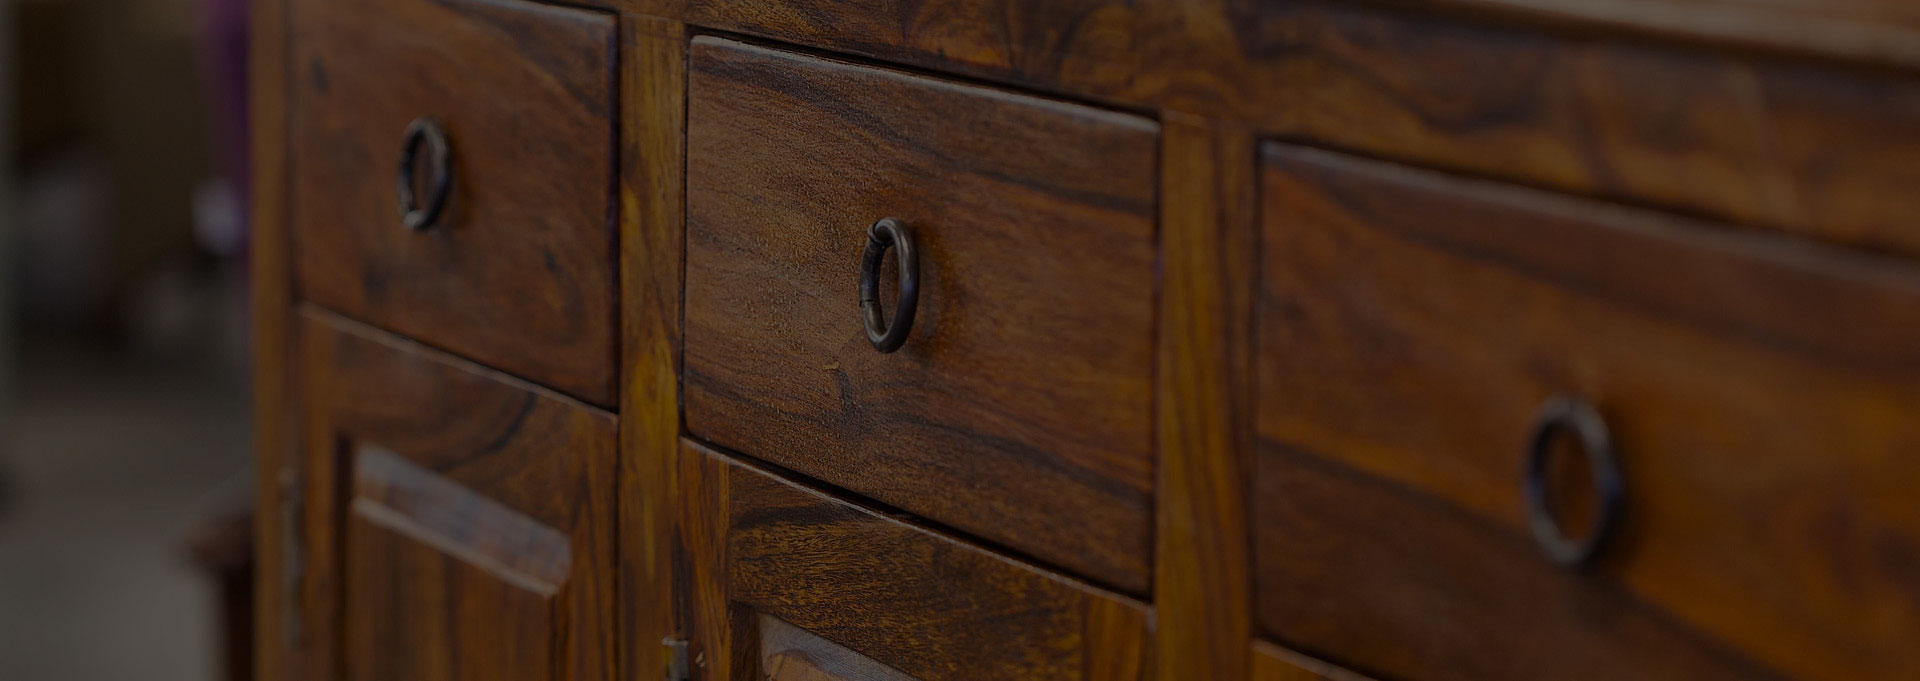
top-left (1252, 641), bottom-right (1375, 681)
top-left (679, 440), bottom-right (1150, 681)
top-left (622, 0), bottom-right (1920, 260)
top-left (624, 0), bottom-right (1920, 76)
top-left (1154, 112), bottom-right (1258, 681)
top-left (1084, 597), bottom-right (1151, 681)
top-left (1244, 0), bottom-right (1920, 260)
top-left (345, 447), bottom-right (568, 681)
top-left (616, 14), bottom-right (686, 681)
top-left (678, 435), bottom-right (734, 681)
top-left (1254, 143), bottom-right (1920, 681)
top-left (1385, 0), bottom-right (1920, 68)
top-left (757, 615), bottom-right (918, 681)
top-left (683, 37), bottom-right (1159, 594)
top-left (289, 0), bottom-right (617, 405)
top-left (248, 0), bottom-right (294, 675)
top-left (1257, 450), bottom-right (1776, 681)
top-left (253, 1), bottom-right (1920, 680)
top-left (296, 311), bottom-right (616, 681)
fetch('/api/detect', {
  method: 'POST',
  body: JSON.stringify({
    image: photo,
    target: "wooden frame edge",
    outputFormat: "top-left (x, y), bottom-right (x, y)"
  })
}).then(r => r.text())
top-left (618, 12), bottom-right (688, 681)
top-left (1153, 111), bottom-right (1259, 681)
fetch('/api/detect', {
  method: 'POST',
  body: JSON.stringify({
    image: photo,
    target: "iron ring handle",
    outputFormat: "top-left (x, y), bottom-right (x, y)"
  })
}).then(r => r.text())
top-left (396, 116), bottom-right (452, 231)
top-left (858, 218), bottom-right (918, 353)
top-left (1522, 396), bottom-right (1625, 568)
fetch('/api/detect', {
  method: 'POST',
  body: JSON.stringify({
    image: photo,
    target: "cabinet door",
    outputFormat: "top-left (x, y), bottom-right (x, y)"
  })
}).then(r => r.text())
top-left (295, 311), bottom-right (616, 681)
top-left (679, 440), bottom-right (1149, 681)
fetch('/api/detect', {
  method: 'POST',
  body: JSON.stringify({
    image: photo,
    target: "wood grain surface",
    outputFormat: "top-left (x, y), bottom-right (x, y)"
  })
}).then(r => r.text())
top-left (616, 0), bottom-right (1920, 260)
top-left (1083, 597), bottom-right (1150, 681)
top-left (616, 13), bottom-right (685, 681)
top-left (683, 37), bottom-right (1158, 593)
top-left (249, 0), bottom-right (295, 676)
top-left (758, 615), bottom-right (918, 681)
top-left (678, 440), bottom-right (1151, 681)
top-left (619, 0), bottom-right (1920, 71)
top-left (1252, 641), bottom-right (1376, 681)
top-left (296, 310), bottom-right (617, 681)
top-left (345, 448), bottom-right (568, 681)
top-left (290, 0), bottom-right (617, 404)
top-left (1381, 0), bottom-right (1920, 67)
top-left (1255, 143), bottom-right (1920, 681)
top-left (254, 2), bottom-right (1920, 681)
top-left (1154, 113), bottom-right (1258, 681)
top-left (678, 437), bottom-right (734, 681)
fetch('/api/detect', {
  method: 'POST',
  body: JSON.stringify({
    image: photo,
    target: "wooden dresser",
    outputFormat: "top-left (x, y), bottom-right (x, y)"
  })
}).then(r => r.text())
top-left (249, 1), bottom-right (1920, 679)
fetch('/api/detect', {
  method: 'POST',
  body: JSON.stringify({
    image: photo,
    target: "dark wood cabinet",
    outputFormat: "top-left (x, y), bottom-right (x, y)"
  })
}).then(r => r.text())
top-left (250, 1), bottom-right (1920, 680)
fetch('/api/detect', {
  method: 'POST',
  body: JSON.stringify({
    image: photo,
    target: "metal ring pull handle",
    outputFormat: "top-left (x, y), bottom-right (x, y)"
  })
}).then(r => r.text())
top-left (1522, 396), bottom-right (1625, 568)
top-left (858, 218), bottom-right (918, 353)
top-left (396, 116), bottom-right (453, 231)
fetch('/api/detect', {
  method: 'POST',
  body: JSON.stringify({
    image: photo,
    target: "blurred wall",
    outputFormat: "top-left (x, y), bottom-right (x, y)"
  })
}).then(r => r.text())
top-left (1, 0), bottom-right (16, 408)
top-left (1, 3), bottom-right (252, 680)
top-left (14, 0), bottom-right (213, 333)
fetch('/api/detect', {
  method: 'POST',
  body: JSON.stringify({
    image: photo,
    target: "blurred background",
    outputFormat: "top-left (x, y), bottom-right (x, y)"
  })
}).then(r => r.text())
top-left (0, 0), bottom-right (254, 679)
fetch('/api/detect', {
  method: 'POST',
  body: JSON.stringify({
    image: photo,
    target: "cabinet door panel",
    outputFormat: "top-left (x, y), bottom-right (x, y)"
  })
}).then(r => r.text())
top-left (679, 439), bottom-right (1149, 681)
top-left (344, 447), bottom-right (566, 681)
top-left (297, 311), bottom-right (616, 681)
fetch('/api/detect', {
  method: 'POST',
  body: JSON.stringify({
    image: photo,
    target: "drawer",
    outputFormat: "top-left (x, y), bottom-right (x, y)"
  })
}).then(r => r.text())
top-left (683, 38), bottom-right (1159, 592)
top-left (295, 311), bottom-right (616, 681)
top-left (680, 441), bottom-right (1149, 681)
top-left (290, 0), bottom-right (616, 405)
top-left (1253, 145), bottom-right (1920, 681)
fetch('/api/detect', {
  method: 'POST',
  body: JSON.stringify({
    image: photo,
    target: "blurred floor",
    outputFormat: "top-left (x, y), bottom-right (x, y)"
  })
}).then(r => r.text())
top-left (0, 328), bottom-right (248, 680)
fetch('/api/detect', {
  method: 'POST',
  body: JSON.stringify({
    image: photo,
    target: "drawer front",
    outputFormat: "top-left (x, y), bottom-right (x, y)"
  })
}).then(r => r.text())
top-left (681, 441), bottom-right (1149, 681)
top-left (290, 0), bottom-right (616, 405)
top-left (1253, 145), bottom-right (1920, 680)
top-left (297, 311), bottom-right (616, 681)
top-left (683, 37), bottom-right (1159, 592)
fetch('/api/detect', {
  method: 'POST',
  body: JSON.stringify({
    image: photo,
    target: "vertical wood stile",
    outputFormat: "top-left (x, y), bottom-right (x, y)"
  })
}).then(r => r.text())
top-left (1154, 112), bottom-right (1258, 681)
top-left (679, 443), bottom-right (731, 681)
top-left (295, 316), bottom-right (342, 681)
top-left (618, 12), bottom-right (688, 681)
top-left (249, 0), bottom-right (294, 676)
top-left (1086, 597), bottom-right (1152, 681)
